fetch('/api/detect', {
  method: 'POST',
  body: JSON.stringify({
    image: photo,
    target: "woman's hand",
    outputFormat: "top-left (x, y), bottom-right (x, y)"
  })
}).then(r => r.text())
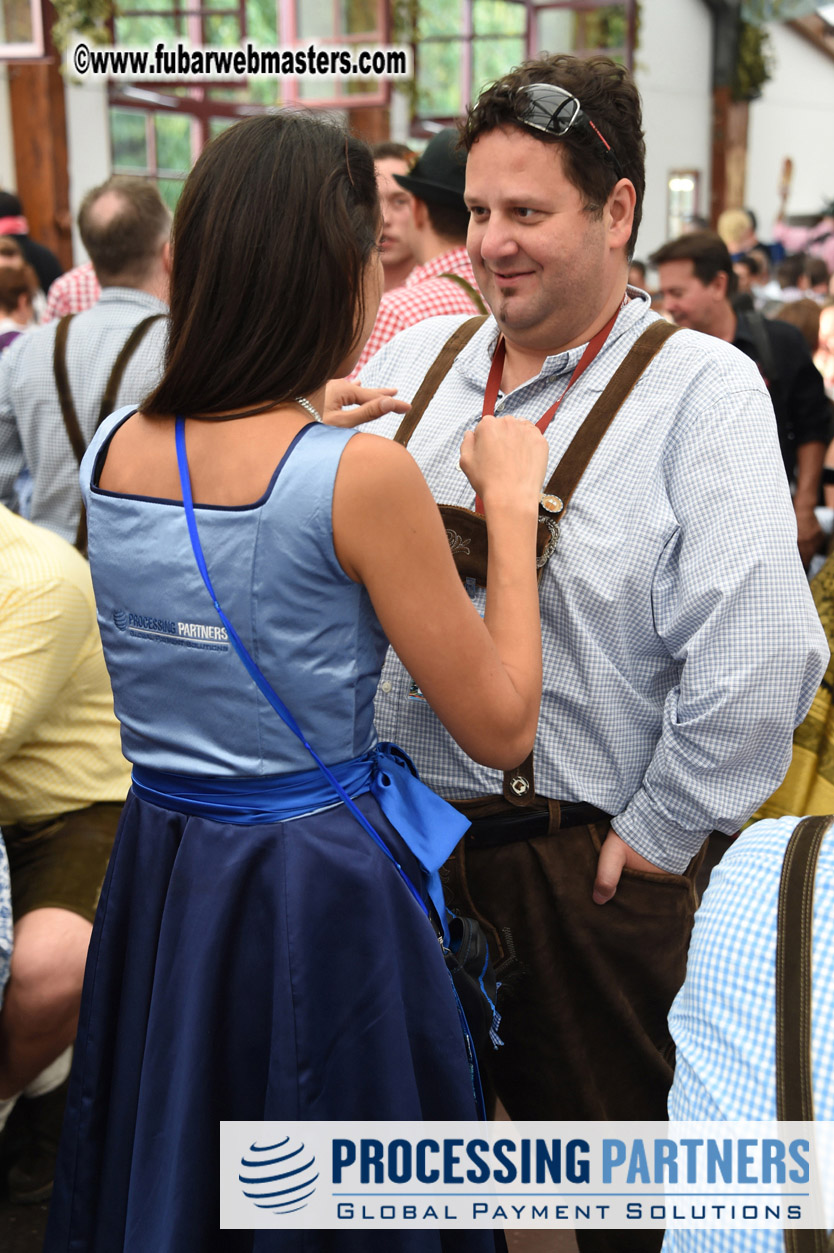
top-left (460, 415), bottom-right (548, 512)
top-left (323, 380), bottom-right (410, 428)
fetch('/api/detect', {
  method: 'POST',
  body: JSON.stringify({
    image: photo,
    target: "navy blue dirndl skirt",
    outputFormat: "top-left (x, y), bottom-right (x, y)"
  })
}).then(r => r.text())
top-left (45, 789), bottom-right (503, 1253)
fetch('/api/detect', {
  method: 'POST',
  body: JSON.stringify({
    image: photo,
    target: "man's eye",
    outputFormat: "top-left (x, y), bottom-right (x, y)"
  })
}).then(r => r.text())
top-left (515, 207), bottom-right (537, 219)
top-left (468, 206), bottom-right (487, 219)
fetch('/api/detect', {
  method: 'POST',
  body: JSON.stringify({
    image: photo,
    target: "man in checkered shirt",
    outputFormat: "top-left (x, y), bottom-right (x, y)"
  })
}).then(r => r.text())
top-left (351, 127), bottom-right (485, 378)
top-left (359, 54), bottom-right (827, 1253)
top-left (0, 177), bottom-right (170, 545)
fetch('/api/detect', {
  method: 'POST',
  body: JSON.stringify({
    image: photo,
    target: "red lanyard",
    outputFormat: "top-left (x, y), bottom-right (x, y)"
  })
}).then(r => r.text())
top-left (474, 307), bottom-right (619, 515)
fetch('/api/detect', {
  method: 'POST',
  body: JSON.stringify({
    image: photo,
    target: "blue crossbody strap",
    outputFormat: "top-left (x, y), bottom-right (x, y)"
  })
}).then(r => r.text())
top-left (174, 415), bottom-right (429, 920)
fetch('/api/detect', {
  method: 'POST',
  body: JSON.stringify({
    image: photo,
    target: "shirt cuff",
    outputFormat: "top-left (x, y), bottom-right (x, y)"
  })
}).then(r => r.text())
top-left (611, 788), bottom-right (711, 874)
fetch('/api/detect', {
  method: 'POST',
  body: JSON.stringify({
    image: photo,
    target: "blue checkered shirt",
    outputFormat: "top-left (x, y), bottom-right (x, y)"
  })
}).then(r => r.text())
top-left (359, 292), bottom-right (828, 872)
top-left (665, 815), bottom-right (834, 1250)
top-left (0, 287), bottom-right (168, 544)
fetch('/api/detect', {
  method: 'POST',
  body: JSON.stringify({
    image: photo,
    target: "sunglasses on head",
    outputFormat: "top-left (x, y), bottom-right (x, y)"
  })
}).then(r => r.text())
top-left (512, 82), bottom-right (624, 182)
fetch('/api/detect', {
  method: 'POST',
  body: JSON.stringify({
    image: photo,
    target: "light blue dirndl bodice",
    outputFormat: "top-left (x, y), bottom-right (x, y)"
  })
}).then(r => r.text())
top-left (79, 409), bottom-right (468, 916)
top-left (81, 409), bottom-right (389, 779)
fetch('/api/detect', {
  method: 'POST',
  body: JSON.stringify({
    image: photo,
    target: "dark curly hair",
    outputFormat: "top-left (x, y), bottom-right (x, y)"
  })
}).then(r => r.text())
top-left (461, 54), bottom-right (645, 258)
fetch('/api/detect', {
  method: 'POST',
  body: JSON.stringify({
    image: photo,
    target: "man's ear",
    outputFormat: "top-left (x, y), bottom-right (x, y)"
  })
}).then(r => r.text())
top-left (712, 270), bottom-right (729, 300)
top-left (607, 178), bottom-right (636, 251)
top-left (161, 240), bottom-right (173, 274)
top-left (412, 198), bottom-right (429, 231)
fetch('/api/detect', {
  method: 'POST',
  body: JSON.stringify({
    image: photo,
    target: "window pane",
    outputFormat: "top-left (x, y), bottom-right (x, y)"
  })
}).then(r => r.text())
top-left (209, 116), bottom-right (237, 138)
top-left (248, 0), bottom-right (278, 44)
top-left (472, 36), bottom-right (524, 100)
top-left (114, 13), bottom-right (182, 42)
top-left (0, 0), bottom-right (38, 44)
top-left (157, 178), bottom-right (186, 213)
top-left (155, 112), bottom-right (192, 172)
top-left (205, 14), bottom-right (243, 44)
top-left (111, 109), bottom-right (148, 171)
top-left (416, 39), bottom-right (462, 116)
top-left (123, 0), bottom-right (180, 13)
top-left (296, 0), bottom-right (334, 40)
top-left (535, 7), bottom-right (574, 54)
top-left (473, 0), bottom-right (525, 37)
top-left (534, 3), bottom-right (627, 57)
top-left (341, 0), bottom-right (378, 34)
top-left (246, 78), bottom-right (280, 105)
top-left (581, 4), bottom-right (627, 52)
top-left (418, 0), bottom-right (463, 39)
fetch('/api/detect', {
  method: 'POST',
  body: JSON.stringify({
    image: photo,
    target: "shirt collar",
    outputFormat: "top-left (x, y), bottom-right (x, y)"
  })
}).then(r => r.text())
top-left (405, 246), bottom-right (474, 287)
top-left (96, 287), bottom-right (169, 314)
top-left (455, 286), bottom-right (651, 394)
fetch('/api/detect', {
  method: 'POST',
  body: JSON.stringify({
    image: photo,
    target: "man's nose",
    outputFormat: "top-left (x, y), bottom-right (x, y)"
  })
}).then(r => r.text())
top-left (478, 215), bottom-right (518, 262)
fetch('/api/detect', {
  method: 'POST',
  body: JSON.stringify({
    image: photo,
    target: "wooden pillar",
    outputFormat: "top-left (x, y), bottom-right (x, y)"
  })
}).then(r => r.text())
top-left (350, 105), bottom-right (390, 145)
top-left (710, 85), bottom-right (749, 225)
top-left (7, 47), bottom-right (72, 269)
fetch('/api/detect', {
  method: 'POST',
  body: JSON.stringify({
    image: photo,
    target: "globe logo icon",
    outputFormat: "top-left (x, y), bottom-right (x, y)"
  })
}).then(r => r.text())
top-left (112, 608), bottom-right (128, 631)
top-left (239, 1135), bottom-right (318, 1215)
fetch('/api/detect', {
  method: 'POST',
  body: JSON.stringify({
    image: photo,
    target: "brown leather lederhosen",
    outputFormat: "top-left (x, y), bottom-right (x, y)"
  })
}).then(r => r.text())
top-left (53, 312), bottom-right (165, 556)
top-left (394, 314), bottom-right (679, 810)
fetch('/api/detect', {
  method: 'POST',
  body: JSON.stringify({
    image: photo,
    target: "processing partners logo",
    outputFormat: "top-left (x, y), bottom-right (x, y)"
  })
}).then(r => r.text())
top-left (221, 1120), bottom-right (834, 1232)
top-left (239, 1135), bottom-right (318, 1216)
top-left (110, 607), bottom-right (229, 652)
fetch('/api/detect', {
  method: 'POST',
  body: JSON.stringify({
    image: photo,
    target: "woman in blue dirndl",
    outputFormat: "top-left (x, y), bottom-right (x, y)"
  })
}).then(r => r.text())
top-left (45, 112), bottom-right (547, 1252)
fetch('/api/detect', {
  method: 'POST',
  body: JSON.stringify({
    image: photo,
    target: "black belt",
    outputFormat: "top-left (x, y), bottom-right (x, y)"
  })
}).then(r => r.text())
top-left (464, 802), bottom-right (609, 849)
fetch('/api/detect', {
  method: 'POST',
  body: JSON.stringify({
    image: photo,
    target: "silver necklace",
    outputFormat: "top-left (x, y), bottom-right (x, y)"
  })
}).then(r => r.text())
top-left (295, 396), bottom-right (321, 423)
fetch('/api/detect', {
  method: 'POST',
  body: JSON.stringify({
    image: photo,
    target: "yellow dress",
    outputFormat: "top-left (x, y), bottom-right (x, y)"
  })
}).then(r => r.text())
top-left (754, 554), bottom-right (834, 819)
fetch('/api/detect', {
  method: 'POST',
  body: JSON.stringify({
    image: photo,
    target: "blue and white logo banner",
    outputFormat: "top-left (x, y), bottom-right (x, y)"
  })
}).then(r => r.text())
top-left (220, 1121), bottom-right (834, 1231)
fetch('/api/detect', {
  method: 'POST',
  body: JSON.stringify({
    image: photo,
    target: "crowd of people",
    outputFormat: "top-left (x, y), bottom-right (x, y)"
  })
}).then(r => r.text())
top-left (0, 50), bottom-right (832, 1253)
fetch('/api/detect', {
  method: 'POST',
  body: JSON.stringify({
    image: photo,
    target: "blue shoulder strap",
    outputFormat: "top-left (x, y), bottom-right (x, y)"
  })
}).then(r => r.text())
top-left (174, 415), bottom-right (429, 920)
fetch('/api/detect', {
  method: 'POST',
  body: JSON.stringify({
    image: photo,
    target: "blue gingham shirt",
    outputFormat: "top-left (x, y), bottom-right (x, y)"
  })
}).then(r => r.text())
top-left (665, 815), bottom-right (834, 1250)
top-left (359, 291), bottom-right (828, 872)
top-left (0, 288), bottom-right (168, 544)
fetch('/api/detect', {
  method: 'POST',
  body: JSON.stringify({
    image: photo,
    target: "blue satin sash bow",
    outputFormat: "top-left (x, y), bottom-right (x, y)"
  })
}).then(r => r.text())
top-left (132, 742), bottom-right (469, 927)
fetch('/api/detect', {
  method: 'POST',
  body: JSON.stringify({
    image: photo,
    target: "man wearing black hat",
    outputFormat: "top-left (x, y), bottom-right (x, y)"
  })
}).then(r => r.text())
top-left (351, 128), bottom-right (485, 377)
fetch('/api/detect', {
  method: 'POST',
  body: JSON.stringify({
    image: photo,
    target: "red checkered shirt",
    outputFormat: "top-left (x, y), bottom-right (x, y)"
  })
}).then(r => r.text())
top-left (41, 262), bottom-right (101, 324)
top-left (353, 247), bottom-right (483, 378)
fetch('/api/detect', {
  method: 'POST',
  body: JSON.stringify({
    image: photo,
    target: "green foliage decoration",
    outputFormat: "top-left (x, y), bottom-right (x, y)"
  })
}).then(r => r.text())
top-left (733, 17), bottom-right (774, 101)
top-left (52, 0), bottom-right (115, 54)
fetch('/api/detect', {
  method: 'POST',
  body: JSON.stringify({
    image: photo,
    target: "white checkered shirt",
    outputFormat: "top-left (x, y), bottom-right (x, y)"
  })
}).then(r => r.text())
top-left (0, 287), bottom-right (168, 543)
top-left (665, 815), bottom-right (834, 1251)
top-left (359, 291), bottom-right (828, 871)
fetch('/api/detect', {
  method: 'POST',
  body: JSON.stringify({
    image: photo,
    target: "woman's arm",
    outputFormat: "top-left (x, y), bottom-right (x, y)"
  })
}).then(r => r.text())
top-left (332, 418), bottom-right (546, 769)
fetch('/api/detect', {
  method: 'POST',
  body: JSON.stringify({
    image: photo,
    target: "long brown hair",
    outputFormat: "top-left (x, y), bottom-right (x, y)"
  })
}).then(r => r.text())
top-left (144, 111), bottom-right (379, 418)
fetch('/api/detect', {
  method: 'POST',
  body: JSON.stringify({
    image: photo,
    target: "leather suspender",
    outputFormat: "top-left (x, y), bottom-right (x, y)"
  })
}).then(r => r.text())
top-left (437, 272), bottom-right (488, 315)
top-left (776, 815), bottom-right (834, 1253)
top-left (394, 315), bottom-right (679, 806)
top-left (53, 312), bottom-right (164, 555)
top-left (395, 317), bottom-right (678, 508)
top-left (394, 316), bottom-right (486, 447)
